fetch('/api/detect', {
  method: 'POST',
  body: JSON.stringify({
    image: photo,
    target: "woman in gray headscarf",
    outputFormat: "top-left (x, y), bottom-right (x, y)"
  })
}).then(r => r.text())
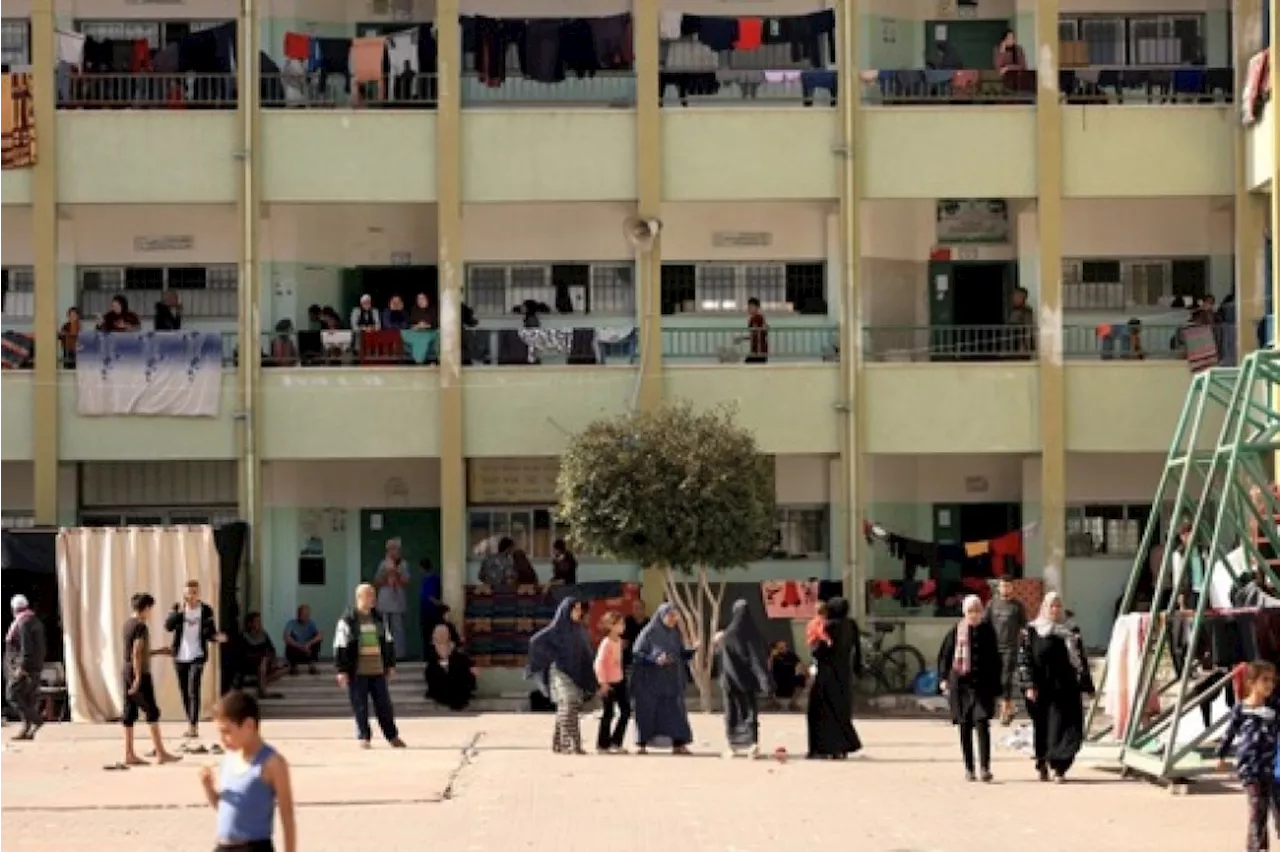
top-left (630, 603), bottom-right (696, 754)
top-left (1017, 591), bottom-right (1095, 783)
top-left (527, 598), bottom-right (598, 754)
top-left (714, 599), bottom-right (770, 758)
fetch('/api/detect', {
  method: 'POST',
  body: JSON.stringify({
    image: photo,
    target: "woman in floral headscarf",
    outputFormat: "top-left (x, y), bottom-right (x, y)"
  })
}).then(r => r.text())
top-left (1017, 592), bottom-right (1095, 783)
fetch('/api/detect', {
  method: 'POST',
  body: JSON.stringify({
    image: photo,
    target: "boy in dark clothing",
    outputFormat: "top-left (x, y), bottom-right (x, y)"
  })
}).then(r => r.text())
top-left (5, 594), bottom-right (47, 739)
top-left (121, 593), bottom-right (180, 766)
top-left (333, 583), bottom-right (405, 749)
top-left (1217, 661), bottom-right (1280, 851)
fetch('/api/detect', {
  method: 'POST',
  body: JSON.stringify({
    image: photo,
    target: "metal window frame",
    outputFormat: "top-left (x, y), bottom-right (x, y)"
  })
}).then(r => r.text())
top-left (1, 18), bottom-right (31, 67)
top-left (467, 505), bottom-right (604, 560)
top-left (464, 262), bottom-right (635, 318)
top-left (1062, 257), bottom-right (1207, 310)
top-left (1127, 13), bottom-right (1205, 65)
top-left (1065, 502), bottom-right (1156, 558)
top-left (774, 504), bottom-right (830, 559)
top-left (693, 262), bottom-right (790, 314)
top-left (2, 265), bottom-right (36, 321)
top-left (77, 506), bottom-right (238, 527)
top-left (1059, 12), bottom-right (1206, 67)
top-left (75, 264), bottom-right (240, 318)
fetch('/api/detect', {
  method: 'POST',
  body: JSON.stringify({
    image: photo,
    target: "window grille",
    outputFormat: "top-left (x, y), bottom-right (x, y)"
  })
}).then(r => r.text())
top-left (76, 265), bottom-right (239, 319)
top-left (1, 19), bottom-right (30, 67)
top-left (464, 264), bottom-right (635, 318)
top-left (1062, 258), bottom-right (1206, 310)
top-left (2, 266), bottom-right (35, 322)
top-left (773, 507), bottom-right (828, 558)
top-left (660, 262), bottom-right (827, 315)
top-left (1066, 504), bottom-right (1153, 557)
top-left (468, 507), bottom-right (599, 559)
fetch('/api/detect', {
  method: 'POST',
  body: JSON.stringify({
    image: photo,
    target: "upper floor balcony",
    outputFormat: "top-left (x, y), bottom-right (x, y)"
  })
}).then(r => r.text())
top-left (0, 5), bottom-right (1237, 206)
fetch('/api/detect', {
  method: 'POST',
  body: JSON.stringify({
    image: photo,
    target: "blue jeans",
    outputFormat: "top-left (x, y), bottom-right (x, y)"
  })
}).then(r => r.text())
top-left (348, 674), bottom-right (398, 742)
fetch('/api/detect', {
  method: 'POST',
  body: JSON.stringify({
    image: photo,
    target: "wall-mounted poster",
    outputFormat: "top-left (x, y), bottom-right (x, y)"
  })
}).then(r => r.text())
top-left (936, 199), bottom-right (1009, 244)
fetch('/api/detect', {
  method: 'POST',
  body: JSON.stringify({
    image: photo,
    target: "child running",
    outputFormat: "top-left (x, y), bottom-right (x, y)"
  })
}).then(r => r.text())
top-left (199, 691), bottom-right (297, 852)
top-left (1216, 660), bottom-right (1280, 852)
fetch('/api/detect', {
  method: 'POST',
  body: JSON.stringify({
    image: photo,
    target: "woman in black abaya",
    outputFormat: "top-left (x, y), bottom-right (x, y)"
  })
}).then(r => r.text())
top-left (1018, 592), bottom-right (1095, 782)
top-left (805, 596), bottom-right (863, 759)
top-left (938, 595), bottom-right (1003, 782)
top-left (714, 599), bottom-right (770, 758)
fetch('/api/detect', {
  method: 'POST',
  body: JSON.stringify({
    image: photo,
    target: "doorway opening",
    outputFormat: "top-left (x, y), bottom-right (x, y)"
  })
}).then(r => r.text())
top-left (933, 501), bottom-right (1022, 617)
top-left (929, 260), bottom-right (1016, 361)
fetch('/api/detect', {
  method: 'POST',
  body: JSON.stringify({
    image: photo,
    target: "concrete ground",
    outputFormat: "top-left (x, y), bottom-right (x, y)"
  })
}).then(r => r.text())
top-left (1, 712), bottom-right (1239, 852)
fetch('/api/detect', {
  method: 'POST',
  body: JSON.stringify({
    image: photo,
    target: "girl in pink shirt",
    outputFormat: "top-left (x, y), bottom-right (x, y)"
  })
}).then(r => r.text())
top-left (594, 612), bottom-right (630, 753)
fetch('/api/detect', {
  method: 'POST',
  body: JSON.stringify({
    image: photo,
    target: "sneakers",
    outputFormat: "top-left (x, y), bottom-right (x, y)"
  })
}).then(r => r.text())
top-left (980, 770), bottom-right (994, 783)
top-left (965, 770), bottom-right (977, 782)
top-left (390, 738), bottom-right (407, 748)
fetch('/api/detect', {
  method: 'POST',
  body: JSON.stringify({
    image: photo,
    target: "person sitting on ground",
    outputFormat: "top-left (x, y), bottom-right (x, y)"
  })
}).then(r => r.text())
top-left (768, 639), bottom-right (809, 710)
top-left (240, 612), bottom-right (286, 697)
top-left (424, 624), bottom-right (476, 710)
top-left (282, 605), bottom-right (322, 675)
top-left (478, 536), bottom-right (517, 587)
top-left (512, 548), bottom-right (540, 586)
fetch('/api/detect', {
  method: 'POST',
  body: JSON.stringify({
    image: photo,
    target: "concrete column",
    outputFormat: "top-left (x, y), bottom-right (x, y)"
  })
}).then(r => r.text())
top-left (838, 0), bottom-right (865, 617)
top-left (1272, 1), bottom-right (1280, 361)
top-left (236, 1), bottom-right (263, 605)
top-left (31, 0), bottom-right (58, 525)
top-left (1035, 0), bottom-right (1067, 595)
top-left (436, 1), bottom-right (466, 619)
top-left (1236, 0), bottom-right (1264, 358)
top-left (634, 0), bottom-right (663, 411)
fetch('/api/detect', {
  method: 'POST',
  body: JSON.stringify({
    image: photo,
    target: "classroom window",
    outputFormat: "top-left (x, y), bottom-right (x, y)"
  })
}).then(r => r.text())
top-left (1066, 504), bottom-right (1154, 557)
top-left (772, 506), bottom-right (829, 558)
top-left (464, 263), bottom-right (635, 319)
top-left (467, 507), bottom-right (601, 560)
top-left (76, 265), bottom-right (239, 319)
top-left (1062, 257), bottom-right (1207, 311)
top-left (660, 262), bottom-right (826, 315)
top-left (2, 266), bottom-right (34, 321)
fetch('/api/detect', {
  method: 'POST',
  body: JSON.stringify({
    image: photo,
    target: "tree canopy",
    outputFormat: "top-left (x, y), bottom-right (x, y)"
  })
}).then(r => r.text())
top-left (556, 402), bottom-right (776, 572)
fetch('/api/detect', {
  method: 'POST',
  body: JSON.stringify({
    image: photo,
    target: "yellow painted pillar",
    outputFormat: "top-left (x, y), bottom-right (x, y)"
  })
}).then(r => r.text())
top-left (634, 0), bottom-right (667, 615)
top-left (31, 0), bottom-right (58, 525)
top-left (634, 0), bottom-right (663, 412)
top-left (838, 0), bottom-right (865, 617)
top-left (1236, 0), bottom-right (1264, 358)
top-left (236, 1), bottom-right (263, 605)
top-left (1272, 0), bottom-right (1280, 360)
top-left (436, 1), bottom-right (467, 619)
top-left (1035, 0), bottom-right (1067, 596)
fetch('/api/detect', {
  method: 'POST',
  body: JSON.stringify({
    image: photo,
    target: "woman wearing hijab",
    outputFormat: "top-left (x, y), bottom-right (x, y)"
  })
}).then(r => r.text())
top-left (1018, 592), bottom-right (1095, 783)
top-left (714, 599), bottom-right (770, 758)
top-left (938, 594), bottom-right (1003, 782)
top-left (526, 598), bottom-right (598, 754)
top-left (805, 596), bottom-right (863, 760)
top-left (630, 603), bottom-right (696, 754)
top-left (424, 624), bottom-right (476, 711)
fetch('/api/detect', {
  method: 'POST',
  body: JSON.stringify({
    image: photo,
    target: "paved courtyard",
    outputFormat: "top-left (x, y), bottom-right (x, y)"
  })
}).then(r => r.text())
top-left (2, 712), bottom-right (1238, 851)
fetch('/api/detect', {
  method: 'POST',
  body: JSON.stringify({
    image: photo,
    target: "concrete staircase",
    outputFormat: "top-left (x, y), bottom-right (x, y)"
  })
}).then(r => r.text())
top-left (258, 663), bottom-right (530, 719)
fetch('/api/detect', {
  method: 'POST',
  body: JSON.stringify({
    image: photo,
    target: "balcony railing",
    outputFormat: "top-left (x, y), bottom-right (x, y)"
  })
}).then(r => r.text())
top-left (57, 73), bottom-right (238, 109)
top-left (863, 325), bottom-right (1036, 362)
top-left (860, 67), bottom-right (1235, 106)
top-left (1064, 322), bottom-right (1236, 363)
top-left (261, 73), bottom-right (438, 108)
top-left (462, 72), bottom-right (634, 107)
top-left (860, 69), bottom-right (1036, 105)
top-left (663, 71), bottom-right (837, 107)
top-left (663, 326), bottom-right (838, 362)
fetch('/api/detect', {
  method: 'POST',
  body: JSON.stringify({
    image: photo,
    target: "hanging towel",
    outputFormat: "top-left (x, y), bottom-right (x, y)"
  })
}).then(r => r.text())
top-left (0, 74), bottom-right (36, 171)
top-left (387, 28), bottom-right (419, 73)
top-left (659, 12), bottom-right (683, 41)
top-left (132, 39), bottom-right (152, 72)
top-left (350, 36), bottom-right (387, 101)
top-left (735, 19), bottom-right (763, 50)
top-left (964, 540), bottom-right (989, 558)
top-left (988, 532), bottom-right (1023, 578)
top-left (56, 31), bottom-right (86, 67)
top-left (283, 31), bottom-right (311, 62)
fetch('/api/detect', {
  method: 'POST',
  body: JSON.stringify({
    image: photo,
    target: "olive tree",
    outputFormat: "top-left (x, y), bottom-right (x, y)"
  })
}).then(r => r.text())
top-left (556, 402), bottom-right (776, 709)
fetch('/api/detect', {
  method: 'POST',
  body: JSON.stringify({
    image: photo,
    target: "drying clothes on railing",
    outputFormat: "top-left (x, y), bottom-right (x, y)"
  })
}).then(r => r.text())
top-left (56, 31), bottom-right (86, 68)
top-left (1243, 48), bottom-right (1270, 124)
top-left (0, 72), bottom-right (35, 170)
top-left (464, 15), bottom-right (634, 87)
top-left (401, 329), bottom-right (439, 364)
top-left (519, 328), bottom-right (574, 362)
top-left (1103, 613), bottom-right (1162, 741)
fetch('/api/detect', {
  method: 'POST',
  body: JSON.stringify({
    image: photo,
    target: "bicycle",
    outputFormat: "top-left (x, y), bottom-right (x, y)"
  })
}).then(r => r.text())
top-left (859, 621), bottom-right (927, 696)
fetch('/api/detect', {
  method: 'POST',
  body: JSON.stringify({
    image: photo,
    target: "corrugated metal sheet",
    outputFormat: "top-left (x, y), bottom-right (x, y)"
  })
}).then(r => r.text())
top-left (80, 461), bottom-right (238, 509)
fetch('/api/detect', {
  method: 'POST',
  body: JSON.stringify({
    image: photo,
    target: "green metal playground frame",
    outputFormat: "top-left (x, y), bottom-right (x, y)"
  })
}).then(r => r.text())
top-left (1083, 349), bottom-right (1280, 785)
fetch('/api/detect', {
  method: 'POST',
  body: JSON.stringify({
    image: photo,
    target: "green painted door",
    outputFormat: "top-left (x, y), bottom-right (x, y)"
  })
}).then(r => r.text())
top-left (927, 261), bottom-right (955, 362)
top-left (359, 509), bottom-right (442, 661)
top-left (926, 20), bottom-right (1012, 71)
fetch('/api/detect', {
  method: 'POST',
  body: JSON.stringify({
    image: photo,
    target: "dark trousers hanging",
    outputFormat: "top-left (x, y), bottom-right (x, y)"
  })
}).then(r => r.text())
top-left (959, 720), bottom-right (991, 772)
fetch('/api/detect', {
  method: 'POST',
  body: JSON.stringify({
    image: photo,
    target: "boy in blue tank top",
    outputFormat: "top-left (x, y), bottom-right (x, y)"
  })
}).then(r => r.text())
top-left (198, 691), bottom-right (296, 852)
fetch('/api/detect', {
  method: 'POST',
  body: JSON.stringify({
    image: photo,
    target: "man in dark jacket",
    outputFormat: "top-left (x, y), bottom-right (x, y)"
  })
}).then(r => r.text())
top-left (6, 594), bottom-right (47, 739)
top-left (163, 579), bottom-right (225, 740)
top-left (333, 583), bottom-right (405, 749)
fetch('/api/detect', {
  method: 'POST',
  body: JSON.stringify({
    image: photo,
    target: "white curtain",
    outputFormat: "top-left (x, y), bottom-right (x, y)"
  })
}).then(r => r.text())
top-left (57, 526), bottom-right (221, 724)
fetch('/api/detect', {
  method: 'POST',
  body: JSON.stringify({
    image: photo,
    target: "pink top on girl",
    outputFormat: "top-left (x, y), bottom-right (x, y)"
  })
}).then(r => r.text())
top-left (594, 635), bottom-right (624, 685)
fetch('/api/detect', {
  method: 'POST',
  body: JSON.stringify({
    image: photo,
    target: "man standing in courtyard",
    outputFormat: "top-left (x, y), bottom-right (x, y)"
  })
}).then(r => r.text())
top-left (334, 583), bottom-right (406, 749)
top-left (5, 594), bottom-right (46, 740)
top-left (164, 579), bottom-right (225, 741)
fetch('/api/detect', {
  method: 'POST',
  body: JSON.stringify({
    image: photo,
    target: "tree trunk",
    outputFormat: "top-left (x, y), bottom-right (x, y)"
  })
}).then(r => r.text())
top-left (664, 565), bottom-right (727, 713)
